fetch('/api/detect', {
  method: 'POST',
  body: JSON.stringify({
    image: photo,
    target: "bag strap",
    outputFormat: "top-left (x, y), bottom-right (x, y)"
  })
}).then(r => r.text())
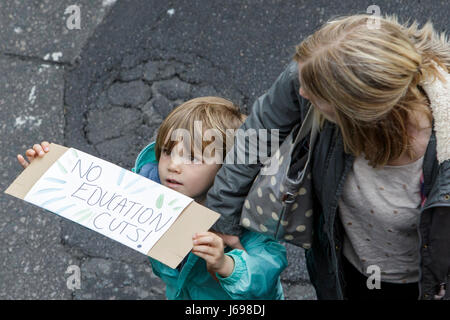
top-left (291, 106), bottom-right (318, 147)
top-left (286, 106), bottom-right (319, 182)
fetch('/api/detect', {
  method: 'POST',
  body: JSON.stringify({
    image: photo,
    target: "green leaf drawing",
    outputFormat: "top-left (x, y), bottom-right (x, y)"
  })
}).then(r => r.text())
top-left (72, 208), bottom-right (90, 217)
top-left (56, 160), bottom-right (67, 174)
top-left (76, 210), bottom-right (93, 223)
top-left (156, 194), bottom-right (164, 209)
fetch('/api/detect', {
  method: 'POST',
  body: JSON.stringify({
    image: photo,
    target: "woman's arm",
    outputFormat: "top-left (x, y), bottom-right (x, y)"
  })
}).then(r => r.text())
top-left (206, 61), bottom-right (309, 235)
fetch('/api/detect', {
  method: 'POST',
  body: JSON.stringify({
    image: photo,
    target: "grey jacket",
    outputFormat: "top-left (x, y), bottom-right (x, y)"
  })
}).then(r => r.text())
top-left (206, 61), bottom-right (450, 300)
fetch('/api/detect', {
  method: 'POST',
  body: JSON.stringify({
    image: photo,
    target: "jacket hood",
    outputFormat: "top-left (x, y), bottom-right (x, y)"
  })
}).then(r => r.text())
top-left (420, 65), bottom-right (450, 208)
top-left (422, 64), bottom-right (450, 165)
top-left (132, 141), bottom-right (157, 173)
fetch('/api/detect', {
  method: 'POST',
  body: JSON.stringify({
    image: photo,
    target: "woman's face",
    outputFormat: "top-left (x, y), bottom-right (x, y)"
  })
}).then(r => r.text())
top-left (298, 63), bottom-right (337, 123)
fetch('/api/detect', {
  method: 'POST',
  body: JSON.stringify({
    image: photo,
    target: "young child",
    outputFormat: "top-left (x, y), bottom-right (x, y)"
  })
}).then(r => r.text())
top-left (18, 96), bottom-right (288, 300)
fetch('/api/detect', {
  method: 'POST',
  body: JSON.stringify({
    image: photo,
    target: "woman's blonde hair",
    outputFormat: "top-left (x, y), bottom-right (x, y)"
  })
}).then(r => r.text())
top-left (155, 96), bottom-right (246, 161)
top-left (294, 14), bottom-right (450, 167)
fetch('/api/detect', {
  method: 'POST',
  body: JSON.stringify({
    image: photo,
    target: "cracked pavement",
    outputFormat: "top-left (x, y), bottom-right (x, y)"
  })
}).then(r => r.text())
top-left (1, 0), bottom-right (448, 300)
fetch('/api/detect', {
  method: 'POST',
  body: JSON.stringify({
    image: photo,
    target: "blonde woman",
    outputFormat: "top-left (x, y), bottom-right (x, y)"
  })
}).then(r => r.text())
top-left (206, 15), bottom-right (450, 300)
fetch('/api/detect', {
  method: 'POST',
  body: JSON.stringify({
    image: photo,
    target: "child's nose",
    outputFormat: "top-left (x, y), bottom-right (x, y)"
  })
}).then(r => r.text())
top-left (167, 157), bottom-right (182, 173)
top-left (168, 164), bottom-right (181, 173)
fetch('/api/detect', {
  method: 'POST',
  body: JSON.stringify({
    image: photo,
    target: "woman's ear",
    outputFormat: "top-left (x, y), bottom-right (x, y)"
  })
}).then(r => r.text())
top-left (299, 87), bottom-right (308, 99)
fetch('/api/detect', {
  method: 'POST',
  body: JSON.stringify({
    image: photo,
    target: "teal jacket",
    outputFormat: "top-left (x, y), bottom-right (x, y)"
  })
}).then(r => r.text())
top-left (132, 142), bottom-right (288, 300)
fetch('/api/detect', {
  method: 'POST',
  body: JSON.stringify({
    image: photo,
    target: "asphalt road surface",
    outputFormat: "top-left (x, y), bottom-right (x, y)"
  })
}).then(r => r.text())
top-left (1, 0), bottom-right (448, 299)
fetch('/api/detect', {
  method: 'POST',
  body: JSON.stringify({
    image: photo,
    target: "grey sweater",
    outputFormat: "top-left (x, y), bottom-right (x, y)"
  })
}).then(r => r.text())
top-left (338, 154), bottom-right (424, 283)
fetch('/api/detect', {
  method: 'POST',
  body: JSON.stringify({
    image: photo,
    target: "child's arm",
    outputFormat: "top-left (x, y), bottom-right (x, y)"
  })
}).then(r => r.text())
top-left (215, 232), bottom-right (288, 300)
top-left (17, 141), bottom-right (50, 168)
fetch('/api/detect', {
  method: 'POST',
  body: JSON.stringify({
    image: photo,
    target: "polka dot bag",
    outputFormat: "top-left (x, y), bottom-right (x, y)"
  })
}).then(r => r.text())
top-left (240, 107), bottom-right (318, 249)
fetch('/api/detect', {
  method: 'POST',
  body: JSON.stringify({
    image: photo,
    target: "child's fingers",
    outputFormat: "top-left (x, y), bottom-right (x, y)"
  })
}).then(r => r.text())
top-left (192, 244), bottom-right (227, 273)
top-left (33, 144), bottom-right (45, 157)
top-left (25, 148), bottom-right (36, 157)
top-left (17, 154), bottom-right (29, 168)
top-left (193, 235), bottom-right (214, 245)
top-left (41, 141), bottom-right (50, 152)
top-left (193, 231), bottom-right (214, 238)
top-left (25, 148), bottom-right (36, 163)
top-left (192, 244), bottom-right (215, 256)
top-left (193, 234), bottom-right (223, 249)
top-left (191, 250), bottom-right (213, 264)
top-left (21, 142), bottom-right (50, 166)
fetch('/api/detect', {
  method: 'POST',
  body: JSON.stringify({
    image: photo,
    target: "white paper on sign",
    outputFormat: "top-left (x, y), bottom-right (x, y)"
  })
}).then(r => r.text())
top-left (23, 148), bottom-right (193, 255)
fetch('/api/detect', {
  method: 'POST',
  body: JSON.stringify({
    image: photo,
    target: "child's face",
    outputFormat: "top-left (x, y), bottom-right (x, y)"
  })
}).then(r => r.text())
top-left (158, 142), bottom-right (221, 202)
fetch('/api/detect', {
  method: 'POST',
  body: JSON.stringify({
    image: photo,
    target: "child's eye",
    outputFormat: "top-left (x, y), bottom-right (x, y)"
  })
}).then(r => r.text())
top-left (162, 148), bottom-right (171, 155)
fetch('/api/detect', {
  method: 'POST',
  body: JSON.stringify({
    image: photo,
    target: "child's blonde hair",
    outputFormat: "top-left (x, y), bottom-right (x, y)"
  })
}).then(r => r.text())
top-left (155, 96), bottom-right (247, 161)
top-left (294, 14), bottom-right (450, 168)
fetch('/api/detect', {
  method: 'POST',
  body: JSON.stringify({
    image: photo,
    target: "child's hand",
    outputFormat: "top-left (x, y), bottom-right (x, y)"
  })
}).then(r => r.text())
top-left (17, 141), bottom-right (50, 169)
top-left (192, 232), bottom-right (235, 278)
top-left (215, 232), bottom-right (245, 251)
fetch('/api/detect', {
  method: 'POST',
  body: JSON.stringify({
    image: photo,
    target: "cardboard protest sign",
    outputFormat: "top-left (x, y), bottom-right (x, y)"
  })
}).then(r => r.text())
top-left (5, 143), bottom-right (220, 269)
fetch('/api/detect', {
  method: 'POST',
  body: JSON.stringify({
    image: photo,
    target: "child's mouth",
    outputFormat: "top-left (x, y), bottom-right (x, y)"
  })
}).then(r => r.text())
top-left (166, 178), bottom-right (183, 187)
